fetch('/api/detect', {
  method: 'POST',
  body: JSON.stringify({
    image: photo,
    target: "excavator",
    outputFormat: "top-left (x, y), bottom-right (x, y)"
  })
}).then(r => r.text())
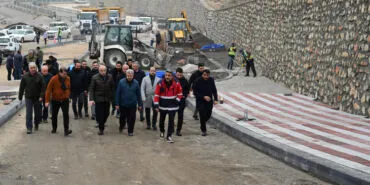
top-left (166, 11), bottom-right (192, 46)
top-left (89, 21), bottom-right (171, 69)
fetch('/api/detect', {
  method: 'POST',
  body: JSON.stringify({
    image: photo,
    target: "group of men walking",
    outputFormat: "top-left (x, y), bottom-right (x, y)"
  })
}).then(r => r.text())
top-left (18, 58), bottom-right (219, 143)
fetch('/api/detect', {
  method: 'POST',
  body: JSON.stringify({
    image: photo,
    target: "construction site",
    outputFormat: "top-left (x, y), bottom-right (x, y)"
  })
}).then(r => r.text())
top-left (0, 0), bottom-right (369, 185)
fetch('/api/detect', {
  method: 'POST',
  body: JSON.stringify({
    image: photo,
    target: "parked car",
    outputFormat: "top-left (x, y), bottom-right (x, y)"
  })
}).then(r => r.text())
top-left (0, 36), bottom-right (21, 55)
top-left (129, 21), bottom-right (151, 33)
top-left (46, 26), bottom-right (71, 39)
top-left (0, 29), bottom-right (9, 37)
top-left (11, 30), bottom-right (36, 43)
top-left (7, 25), bottom-right (34, 34)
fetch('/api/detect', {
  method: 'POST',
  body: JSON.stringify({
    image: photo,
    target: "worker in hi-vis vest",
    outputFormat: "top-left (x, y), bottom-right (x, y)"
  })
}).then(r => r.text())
top-left (240, 49), bottom-right (256, 77)
top-left (227, 43), bottom-right (236, 70)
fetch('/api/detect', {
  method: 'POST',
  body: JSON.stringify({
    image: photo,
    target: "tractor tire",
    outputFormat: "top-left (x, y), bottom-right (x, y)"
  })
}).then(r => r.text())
top-left (138, 55), bottom-right (152, 70)
top-left (104, 50), bottom-right (126, 69)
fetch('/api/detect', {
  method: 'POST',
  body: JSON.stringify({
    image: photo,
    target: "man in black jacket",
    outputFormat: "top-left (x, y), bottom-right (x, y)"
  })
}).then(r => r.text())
top-left (68, 61), bottom-right (88, 119)
top-left (89, 65), bottom-right (114, 135)
top-left (188, 63), bottom-right (205, 120)
top-left (81, 60), bottom-right (91, 117)
top-left (175, 68), bottom-right (190, 136)
top-left (18, 62), bottom-right (45, 134)
top-left (110, 61), bottom-right (123, 116)
top-left (45, 55), bottom-right (59, 76)
top-left (6, 52), bottom-right (14, 81)
top-left (133, 62), bottom-right (146, 121)
top-left (88, 61), bottom-right (99, 120)
top-left (193, 69), bottom-right (218, 136)
top-left (13, 50), bottom-right (23, 80)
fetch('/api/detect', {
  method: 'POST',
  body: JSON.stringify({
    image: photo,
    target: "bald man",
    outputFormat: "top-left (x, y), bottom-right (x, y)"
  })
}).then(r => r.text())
top-left (41, 65), bottom-right (53, 123)
top-left (89, 65), bottom-right (114, 135)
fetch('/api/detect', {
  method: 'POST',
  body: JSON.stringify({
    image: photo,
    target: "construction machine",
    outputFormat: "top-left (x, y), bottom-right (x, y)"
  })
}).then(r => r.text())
top-left (105, 7), bottom-right (125, 24)
top-left (78, 7), bottom-right (109, 34)
top-left (166, 11), bottom-right (192, 45)
top-left (89, 24), bottom-right (171, 70)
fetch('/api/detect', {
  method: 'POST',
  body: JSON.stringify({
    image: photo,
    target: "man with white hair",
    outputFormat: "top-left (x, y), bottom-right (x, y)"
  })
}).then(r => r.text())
top-left (19, 62), bottom-right (45, 134)
top-left (133, 62), bottom-right (146, 122)
top-left (115, 69), bottom-right (143, 135)
top-left (41, 65), bottom-right (53, 123)
top-left (89, 65), bottom-right (114, 135)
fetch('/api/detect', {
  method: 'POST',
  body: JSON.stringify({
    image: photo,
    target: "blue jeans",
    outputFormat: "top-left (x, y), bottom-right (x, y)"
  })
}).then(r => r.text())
top-left (227, 56), bottom-right (234, 70)
top-left (25, 99), bottom-right (42, 130)
top-left (58, 36), bottom-right (62, 43)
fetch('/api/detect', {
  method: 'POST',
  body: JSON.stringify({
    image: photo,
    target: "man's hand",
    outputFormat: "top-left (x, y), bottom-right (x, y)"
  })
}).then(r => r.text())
top-left (214, 101), bottom-right (218, 105)
top-left (45, 103), bottom-right (49, 108)
top-left (89, 101), bottom-right (95, 106)
top-left (39, 97), bottom-right (43, 102)
top-left (115, 106), bottom-right (119, 110)
top-left (204, 96), bottom-right (211, 102)
top-left (84, 91), bottom-right (88, 96)
top-left (138, 106), bottom-right (142, 111)
top-left (155, 108), bottom-right (159, 112)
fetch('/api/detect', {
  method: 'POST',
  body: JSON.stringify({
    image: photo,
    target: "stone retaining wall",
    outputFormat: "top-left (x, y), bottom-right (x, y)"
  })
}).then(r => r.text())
top-left (106, 0), bottom-right (370, 116)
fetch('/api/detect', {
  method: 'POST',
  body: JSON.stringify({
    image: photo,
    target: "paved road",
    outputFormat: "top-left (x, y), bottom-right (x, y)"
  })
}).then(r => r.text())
top-left (0, 107), bottom-right (329, 185)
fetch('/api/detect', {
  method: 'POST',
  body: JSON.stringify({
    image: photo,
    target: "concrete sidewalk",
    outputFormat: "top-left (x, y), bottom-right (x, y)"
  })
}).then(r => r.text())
top-left (187, 51), bottom-right (370, 185)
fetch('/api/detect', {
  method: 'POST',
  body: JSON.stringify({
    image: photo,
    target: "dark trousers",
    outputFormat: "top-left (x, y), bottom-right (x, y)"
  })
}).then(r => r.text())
top-left (177, 100), bottom-right (186, 132)
top-left (246, 62), bottom-right (257, 77)
top-left (145, 103), bottom-right (158, 128)
top-left (42, 98), bottom-right (48, 121)
top-left (6, 67), bottom-right (12, 81)
top-left (36, 37), bottom-right (40, 44)
top-left (159, 110), bottom-right (176, 137)
top-left (25, 99), bottom-right (42, 130)
top-left (227, 56), bottom-right (234, 70)
top-left (120, 106), bottom-right (137, 134)
top-left (71, 92), bottom-right (84, 116)
top-left (51, 100), bottom-right (69, 133)
top-left (83, 93), bottom-right (88, 115)
top-left (95, 102), bottom-right (110, 131)
top-left (44, 38), bottom-right (47, 46)
top-left (13, 67), bottom-right (22, 80)
top-left (199, 109), bottom-right (212, 132)
top-left (139, 108), bottom-right (144, 120)
top-left (36, 59), bottom-right (42, 72)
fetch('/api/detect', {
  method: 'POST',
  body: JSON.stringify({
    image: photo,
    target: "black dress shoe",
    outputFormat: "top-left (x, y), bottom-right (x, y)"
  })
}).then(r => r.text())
top-left (201, 132), bottom-right (207, 136)
top-left (64, 130), bottom-right (72, 136)
top-left (27, 129), bottom-right (32, 134)
top-left (34, 124), bottom-right (39, 131)
top-left (74, 115), bottom-right (79, 120)
top-left (79, 113), bottom-right (83, 118)
top-left (51, 130), bottom-right (56, 134)
top-left (98, 131), bottom-right (104, 135)
top-left (85, 114), bottom-right (89, 118)
top-left (193, 115), bottom-right (199, 120)
top-left (176, 131), bottom-right (182, 136)
top-left (146, 126), bottom-right (151, 130)
top-left (128, 133), bottom-right (133, 136)
top-left (91, 116), bottom-right (95, 120)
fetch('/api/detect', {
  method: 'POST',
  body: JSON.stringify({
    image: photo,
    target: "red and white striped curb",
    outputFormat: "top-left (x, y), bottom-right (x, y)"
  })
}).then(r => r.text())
top-left (215, 92), bottom-right (370, 174)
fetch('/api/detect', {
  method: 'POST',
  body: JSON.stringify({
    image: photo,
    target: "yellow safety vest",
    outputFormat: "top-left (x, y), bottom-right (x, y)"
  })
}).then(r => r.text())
top-left (228, 47), bottom-right (236, 56)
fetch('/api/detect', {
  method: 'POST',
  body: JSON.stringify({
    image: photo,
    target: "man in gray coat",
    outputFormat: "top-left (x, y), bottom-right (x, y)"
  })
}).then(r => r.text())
top-left (141, 67), bottom-right (160, 130)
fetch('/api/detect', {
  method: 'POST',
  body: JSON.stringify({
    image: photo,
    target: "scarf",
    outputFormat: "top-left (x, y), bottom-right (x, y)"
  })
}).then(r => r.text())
top-left (58, 75), bottom-right (67, 91)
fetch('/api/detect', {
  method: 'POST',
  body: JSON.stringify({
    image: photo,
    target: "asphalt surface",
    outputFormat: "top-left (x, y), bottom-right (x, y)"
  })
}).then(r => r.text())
top-left (0, 107), bottom-right (329, 185)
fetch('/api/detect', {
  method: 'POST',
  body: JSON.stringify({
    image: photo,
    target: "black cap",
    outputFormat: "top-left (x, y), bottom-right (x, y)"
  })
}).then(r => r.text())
top-left (198, 63), bottom-right (204, 67)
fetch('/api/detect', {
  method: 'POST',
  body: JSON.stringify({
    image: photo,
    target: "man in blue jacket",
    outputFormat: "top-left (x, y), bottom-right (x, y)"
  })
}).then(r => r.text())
top-left (115, 69), bottom-right (143, 136)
